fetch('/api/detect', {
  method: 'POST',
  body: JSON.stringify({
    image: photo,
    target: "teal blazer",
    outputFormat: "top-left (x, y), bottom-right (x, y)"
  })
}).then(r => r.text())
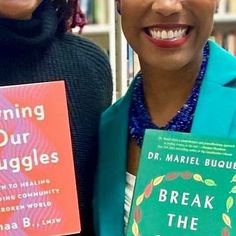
top-left (94, 41), bottom-right (236, 236)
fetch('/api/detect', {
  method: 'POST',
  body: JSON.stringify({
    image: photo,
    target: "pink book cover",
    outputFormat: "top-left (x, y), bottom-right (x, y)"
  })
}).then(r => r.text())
top-left (0, 81), bottom-right (81, 235)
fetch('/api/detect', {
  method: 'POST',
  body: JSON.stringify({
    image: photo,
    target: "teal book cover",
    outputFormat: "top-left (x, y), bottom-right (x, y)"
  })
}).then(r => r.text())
top-left (126, 130), bottom-right (236, 236)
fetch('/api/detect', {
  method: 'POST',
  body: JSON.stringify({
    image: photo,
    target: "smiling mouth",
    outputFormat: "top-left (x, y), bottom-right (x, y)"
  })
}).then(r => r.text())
top-left (145, 26), bottom-right (192, 41)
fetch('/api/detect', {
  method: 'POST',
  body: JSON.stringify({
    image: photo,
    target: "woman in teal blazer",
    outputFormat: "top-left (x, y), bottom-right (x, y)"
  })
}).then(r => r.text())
top-left (94, 0), bottom-right (236, 235)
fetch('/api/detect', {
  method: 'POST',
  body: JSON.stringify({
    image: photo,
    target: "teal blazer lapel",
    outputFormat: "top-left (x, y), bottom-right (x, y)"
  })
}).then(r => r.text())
top-left (192, 41), bottom-right (236, 137)
top-left (192, 81), bottom-right (236, 137)
top-left (95, 85), bottom-right (133, 236)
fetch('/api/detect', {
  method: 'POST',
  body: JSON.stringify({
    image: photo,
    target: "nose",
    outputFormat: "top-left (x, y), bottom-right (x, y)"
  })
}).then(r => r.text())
top-left (152, 0), bottom-right (183, 17)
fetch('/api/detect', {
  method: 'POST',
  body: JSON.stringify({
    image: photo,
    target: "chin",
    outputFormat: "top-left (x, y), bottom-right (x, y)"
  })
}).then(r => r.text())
top-left (0, 0), bottom-right (41, 20)
top-left (0, 12), bottom-right (32, 20)
top-left (144, 53), bottom-right (192, 72)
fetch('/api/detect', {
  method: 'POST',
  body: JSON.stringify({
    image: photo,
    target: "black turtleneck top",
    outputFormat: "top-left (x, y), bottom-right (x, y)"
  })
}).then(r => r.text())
top-left (0, 1), bottom-right (112, 235)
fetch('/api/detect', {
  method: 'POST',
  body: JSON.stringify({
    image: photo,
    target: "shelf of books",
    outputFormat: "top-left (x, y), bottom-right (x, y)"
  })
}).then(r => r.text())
top-left (208, 0), bottom-right (236, 55)
top-left (77, 0), bottom-right (117, 101)
top-left (212, 0), bottom-right (236, 55)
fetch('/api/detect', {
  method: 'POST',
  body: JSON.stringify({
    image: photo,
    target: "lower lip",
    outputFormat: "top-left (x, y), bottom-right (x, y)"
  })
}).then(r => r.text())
top-left (146, 31), bottom-right (191, 48)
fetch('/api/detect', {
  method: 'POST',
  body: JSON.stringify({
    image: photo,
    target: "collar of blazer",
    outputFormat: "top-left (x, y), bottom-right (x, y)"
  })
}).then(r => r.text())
top-left (102, 40), bottom-right (236, 138)
top-left (96, 40), bottom-right (236, 236)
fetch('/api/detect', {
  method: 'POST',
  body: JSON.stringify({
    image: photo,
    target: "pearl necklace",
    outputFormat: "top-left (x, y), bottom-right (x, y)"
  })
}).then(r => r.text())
top-left (128, 43), bottom-right (210, 147)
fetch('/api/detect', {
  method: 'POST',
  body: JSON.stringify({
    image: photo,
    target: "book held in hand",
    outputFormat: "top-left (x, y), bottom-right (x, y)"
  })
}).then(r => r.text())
top-left (0, 81), bottom-right (81, 235)
top-left (126, 130), bottom-right (236, 236)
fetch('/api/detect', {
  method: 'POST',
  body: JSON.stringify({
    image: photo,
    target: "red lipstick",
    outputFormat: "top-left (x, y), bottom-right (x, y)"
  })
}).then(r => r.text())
top-left (145, 24), bottom-right (192, 48)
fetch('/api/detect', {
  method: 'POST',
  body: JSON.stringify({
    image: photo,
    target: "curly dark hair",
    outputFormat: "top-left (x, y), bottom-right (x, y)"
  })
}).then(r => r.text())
top-left (37, 0), bottom-right (85, 33)
top-left (51, 0), bottom-right (73, 32)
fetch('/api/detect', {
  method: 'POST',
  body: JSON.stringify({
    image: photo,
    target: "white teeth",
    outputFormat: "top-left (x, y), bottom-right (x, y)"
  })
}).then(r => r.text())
top-left (161, 30), bottom-right (168, 39)
top-left (174, 30), bottom-right (178, 38)
top-left (178, 29), bottom-right (182, 38)
top-left (182, 28), bottom-right (187, 36)
top-left (168, 30), bottom-right (174, 39)
top-left (149, 27), bottom-right (188, 40)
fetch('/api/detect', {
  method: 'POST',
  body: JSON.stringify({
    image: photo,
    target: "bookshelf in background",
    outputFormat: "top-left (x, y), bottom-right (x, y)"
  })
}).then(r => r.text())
top-left (73, 0), bottom-right (117, 101)
top-left (212, 0), bottom-right (236, 55)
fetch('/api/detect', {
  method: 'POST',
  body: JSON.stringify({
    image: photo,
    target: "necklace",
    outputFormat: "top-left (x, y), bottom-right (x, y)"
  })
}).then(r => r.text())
top-left (128, 43), bottom-right (210, 147)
